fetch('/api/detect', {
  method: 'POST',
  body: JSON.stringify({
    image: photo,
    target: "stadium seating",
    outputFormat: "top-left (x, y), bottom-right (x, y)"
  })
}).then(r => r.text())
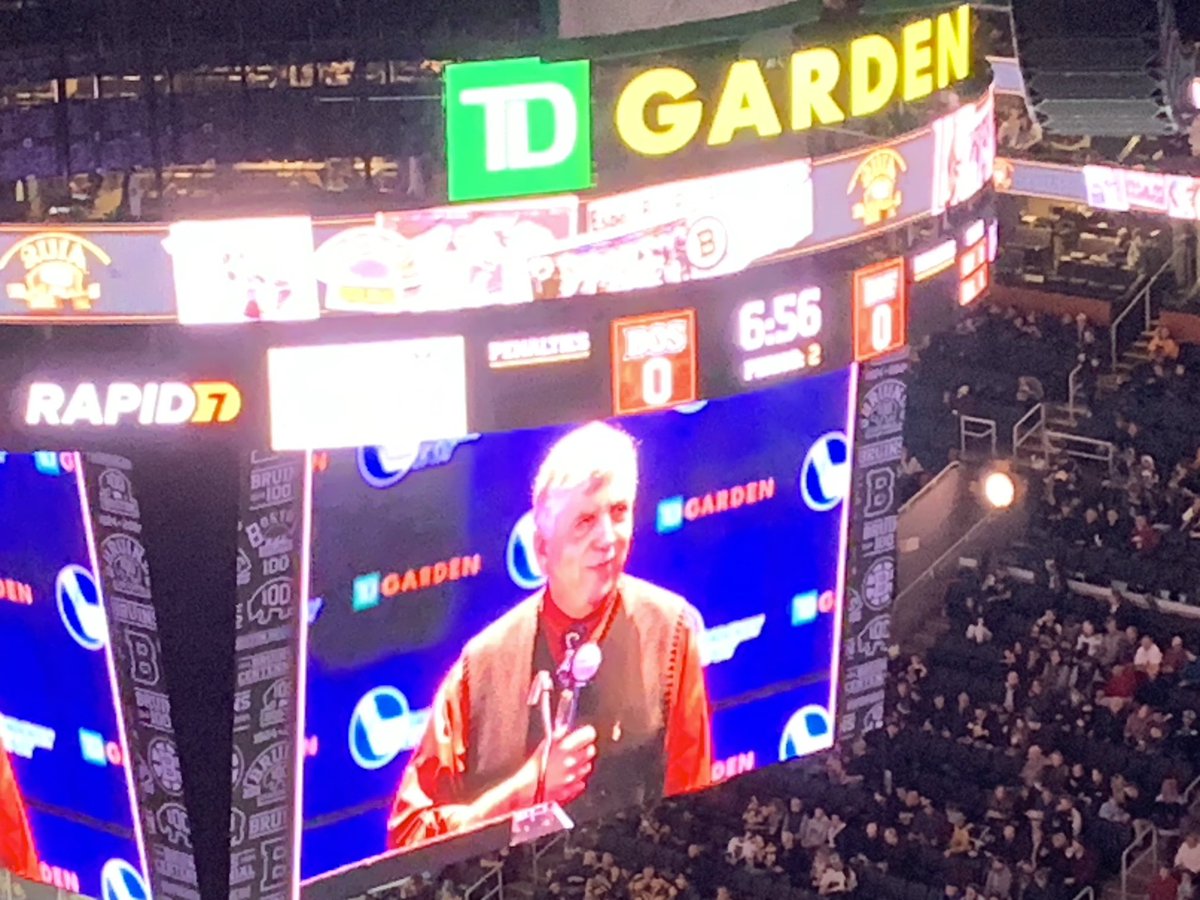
top-left (374, 566), bottom-right (1199, 900)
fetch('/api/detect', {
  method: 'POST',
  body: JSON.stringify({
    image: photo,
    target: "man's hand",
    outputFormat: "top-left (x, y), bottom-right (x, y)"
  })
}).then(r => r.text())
top-left (457, 724), bottom-right (598, 828)
top-left (537, 725), bottom-right (598, 807)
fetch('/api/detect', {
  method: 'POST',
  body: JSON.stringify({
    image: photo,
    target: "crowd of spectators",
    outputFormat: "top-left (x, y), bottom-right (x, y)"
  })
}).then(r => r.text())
top-left (1026, 320), bottom-right (1200, 602)
top-left (902, 303), bottom-right (1105, 498)
top-left (504, 568), bottom-right (1200, 900)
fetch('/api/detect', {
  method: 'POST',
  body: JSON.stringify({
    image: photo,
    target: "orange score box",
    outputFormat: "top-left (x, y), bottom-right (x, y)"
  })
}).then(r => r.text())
top-left (611, 309), bottom-right (699, 416)
top-left (852, 257), bottom-right (908, 363)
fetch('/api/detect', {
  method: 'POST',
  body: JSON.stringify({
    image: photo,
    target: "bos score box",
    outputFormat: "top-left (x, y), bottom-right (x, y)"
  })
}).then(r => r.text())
top-left (610, 309), bottom-right (698, 416)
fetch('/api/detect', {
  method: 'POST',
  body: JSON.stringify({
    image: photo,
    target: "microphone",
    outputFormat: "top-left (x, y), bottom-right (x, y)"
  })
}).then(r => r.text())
top-left (554, 640), bottom-right (603, 733)
top-left (526, 670), bottom-right (555, 805)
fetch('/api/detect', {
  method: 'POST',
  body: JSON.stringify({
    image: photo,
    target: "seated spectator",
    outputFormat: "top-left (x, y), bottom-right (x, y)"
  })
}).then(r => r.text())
top-left (944, 819), bottom-right (974, 857)
top-left (816, 854), bottom-right (852, 895)
top-left (1176, 832), bottom-right (1200, 876)
top-left (967, 617), bottom-right (993, 644)
top-left (1099, 793), bottom-right (1131, 825)
top-left (1147, 325), bottom-right (1181, 363)
top-left (1023, 868), bottom-right (1057, 900)
top-left (1022, 745), bottom-right (1051, 785)
top-left (825, 814), bottom-right (848, 851)
top-left (1163, 636), bottom-right (1194, 674)
top-left (845, 820), bottom-right (880, 862)
top-left (1147, 865), bottom-right (1181, 900)
top-left (1100, 664), bottom-right (1141, 711)
top-left (1136, 635), bottom-right (1165, 674)
top-left (1076, 620), bottom-right (1102, 657)
top-left (983, 856), bottom-right (1014, 899)
top-left (725, 834), bottom-right (747, 865)
top-left (880, 827), bottom-right (908, 877)
top-left (1131, 514), bottom-right (1162, 555)
top-left (799, 807), bottom-right (831, 851)
top-left (1125, 703), bottom-right (1166, 746)
top-left (1063, 836), bottom-right (1098, 889)
top-left (1152, 777), bottom-right (1187, 833)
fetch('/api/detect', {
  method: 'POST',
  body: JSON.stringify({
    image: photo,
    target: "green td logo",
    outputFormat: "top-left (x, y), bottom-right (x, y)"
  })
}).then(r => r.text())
top-left (445, 57), bottom-right (593, 203)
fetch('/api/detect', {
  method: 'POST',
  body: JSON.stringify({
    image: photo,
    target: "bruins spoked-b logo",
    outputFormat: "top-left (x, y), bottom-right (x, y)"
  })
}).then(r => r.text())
top-left (0, 232), bottom-right (111, 313)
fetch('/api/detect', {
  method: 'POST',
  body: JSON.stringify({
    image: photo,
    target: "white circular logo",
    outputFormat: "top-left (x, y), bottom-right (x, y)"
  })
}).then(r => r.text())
top-left (506, 510), bottom-right (545, 591)
top-left (801, 432), bottom-right (851, 512)
top-left (358, 442), bottom-right (422, 489)
top-left (349, 687), bottom-right (420, 770)
top-left (685, 217), bottom-right (729, 270)
top-left (863, 558), bottom-right (896, 611)
top-left (100, 858), bottom-right (149, 900)
top-left (56, 564), bottom-right (106, 651)
top-left (779, 705), bottom-right (834, 761)
top-left (148, 736), bottom-right (184, 795)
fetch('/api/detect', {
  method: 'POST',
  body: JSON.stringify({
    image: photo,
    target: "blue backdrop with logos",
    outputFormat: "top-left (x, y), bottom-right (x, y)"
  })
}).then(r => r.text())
top-left (0, 452), bottom-right (147, 899)
top-left (300, 368), bottom-right (856, 881)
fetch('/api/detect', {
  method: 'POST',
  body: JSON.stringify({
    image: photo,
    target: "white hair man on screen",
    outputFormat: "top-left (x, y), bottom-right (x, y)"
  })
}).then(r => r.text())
top-left (387, 421), bottom-right (712, 851)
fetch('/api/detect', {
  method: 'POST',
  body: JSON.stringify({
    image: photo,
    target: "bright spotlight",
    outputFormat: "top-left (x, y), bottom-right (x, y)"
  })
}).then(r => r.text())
top-left (983, 471), bottom-right (1016, 509)
top-left (1191, 77), bottom-right (1200, 110)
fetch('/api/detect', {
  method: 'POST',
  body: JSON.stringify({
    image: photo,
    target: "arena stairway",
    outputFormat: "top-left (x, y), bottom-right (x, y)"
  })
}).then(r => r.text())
top-left (1008, 318), bottom-right (1167, 472)
top-left (1111, 319), bottom-right (1164, 382)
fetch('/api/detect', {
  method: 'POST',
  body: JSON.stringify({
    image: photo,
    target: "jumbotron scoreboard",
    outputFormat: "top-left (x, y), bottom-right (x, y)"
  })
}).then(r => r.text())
top-left (0, 10), bottom-right (994, 899)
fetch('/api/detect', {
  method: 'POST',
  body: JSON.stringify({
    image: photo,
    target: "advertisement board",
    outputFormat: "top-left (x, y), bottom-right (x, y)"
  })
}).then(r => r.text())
top-left (331, 198), bottom-right (581, 313)
top-left (296, 368), bottom-right (856, 885)
top-left (0, 209), bottom-right (995, 455)
top-left (0, 89), bottom-right (993, 325)
top-left (78, 452), bottom-right (200, 900)
top-left (166, 217), bottom-right (322, 325)
top-left (607, 7), bottom-right (972, 168)
top-left (0, 226), bottom-right (174, 322)
top-left (230, 451), bottom-right (308, 900)
top-left (0, 452), bottom-right (149, 898)
top-left (444, 58), bottom-right (594, 204)
top-left (993, 155), bottom-right (1200, 224)
top-left (838, 354), bottom-right (908, 741)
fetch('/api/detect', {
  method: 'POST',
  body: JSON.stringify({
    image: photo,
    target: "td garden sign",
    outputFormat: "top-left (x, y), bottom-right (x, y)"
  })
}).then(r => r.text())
top-left (445, 4), bottom-right (972, 202)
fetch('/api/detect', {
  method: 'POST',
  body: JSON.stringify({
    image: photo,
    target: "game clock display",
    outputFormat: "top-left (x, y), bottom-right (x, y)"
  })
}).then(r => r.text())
top-left (734, 287), bottom-right (826, 384)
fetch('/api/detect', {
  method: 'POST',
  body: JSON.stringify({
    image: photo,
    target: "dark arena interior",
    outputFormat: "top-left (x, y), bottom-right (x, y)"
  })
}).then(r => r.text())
top-left (0, 2), bottom-right (1199, 900)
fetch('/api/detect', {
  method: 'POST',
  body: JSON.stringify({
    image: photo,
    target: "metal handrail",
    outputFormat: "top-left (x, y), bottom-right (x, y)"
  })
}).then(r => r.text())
top-left (1185, 772), bottom-right (1200, 808)
top-left (1012, 402), bottom-right (1046, 458)
top-left (960, 415), bottom-right (998, 458)
top-left (1043, 430), bottom-right (1116, 474)
top-left (1067, 362), bottom-right (1084, 423)
top-left (898, 460), bottom-right (961, 515)
top-left (1070, 887), bottom-right (1095, 900)
top-left (1109, 258), bottom-right (1173, 369)
top-left (530, 830), bottom-right (569, 885)
top-left (1120, 820), bottom-right (1158, 900)
top-left (464, 864), bottom-right (504, 900)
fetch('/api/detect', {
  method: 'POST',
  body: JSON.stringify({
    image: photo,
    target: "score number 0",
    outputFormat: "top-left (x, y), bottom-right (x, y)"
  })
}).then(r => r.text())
top-left (640, 356), bottom-right (676, 407)
top-left (611, 309), bottom-right (699, 416)
top-left (865, 302), bottom-right (895, 354)
top-left (853, 260), bottom-right (907, 362)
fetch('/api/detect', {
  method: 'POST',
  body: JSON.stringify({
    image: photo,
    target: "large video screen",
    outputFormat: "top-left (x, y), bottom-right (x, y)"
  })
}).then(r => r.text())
top-left (0, 452), bottom-right (148, 898)
top-left (298, 368), bottom-right (857, 882)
